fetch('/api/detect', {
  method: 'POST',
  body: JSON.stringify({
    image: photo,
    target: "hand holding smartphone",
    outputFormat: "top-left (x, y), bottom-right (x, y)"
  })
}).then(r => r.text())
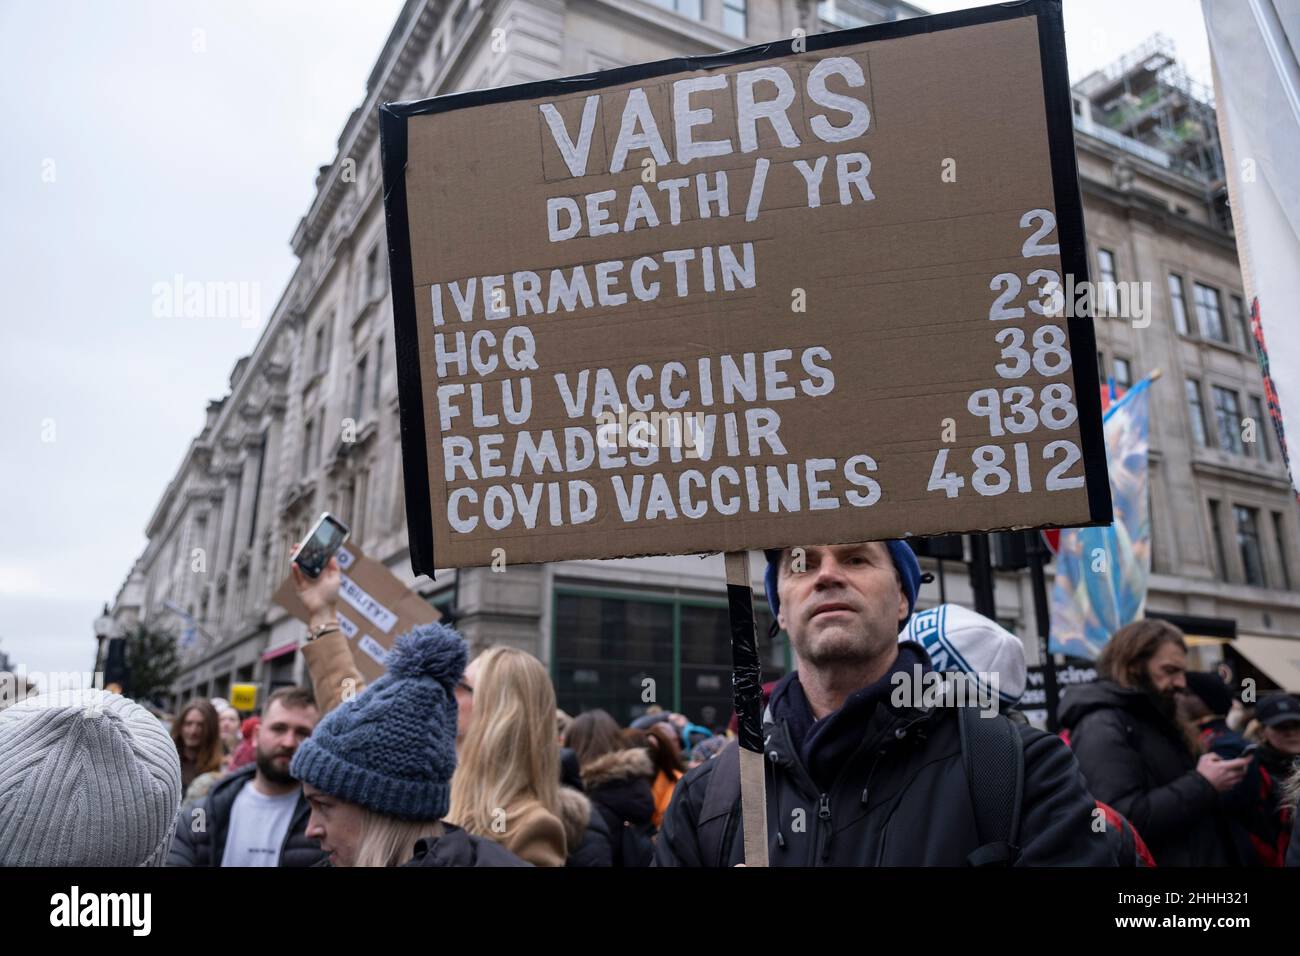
top-left (290, 513), bottom-right (349, 625)
top-left (293, 513), bottom-right (350, 578)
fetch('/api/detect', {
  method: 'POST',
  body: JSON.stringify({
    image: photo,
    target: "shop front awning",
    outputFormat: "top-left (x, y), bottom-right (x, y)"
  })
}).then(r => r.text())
top-left (261, 641), bottom-right (298, 663)
top-left (1231, 635), bottom-right (1300, 692)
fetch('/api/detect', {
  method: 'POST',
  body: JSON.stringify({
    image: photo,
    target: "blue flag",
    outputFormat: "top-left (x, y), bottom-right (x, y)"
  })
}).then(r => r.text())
top-left (1049, 376), bottom-right (1153, 658)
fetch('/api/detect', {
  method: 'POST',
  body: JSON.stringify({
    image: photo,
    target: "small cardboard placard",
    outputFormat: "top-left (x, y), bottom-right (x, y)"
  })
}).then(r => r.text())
top-left (272, 542), bottom-right (440, 682)
top-left (380, 0), bottom-right (1111, 574)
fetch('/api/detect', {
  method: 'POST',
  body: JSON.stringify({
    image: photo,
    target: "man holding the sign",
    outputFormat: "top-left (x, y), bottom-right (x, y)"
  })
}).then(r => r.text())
top-left (654, 540), bottom-right (1113, 867)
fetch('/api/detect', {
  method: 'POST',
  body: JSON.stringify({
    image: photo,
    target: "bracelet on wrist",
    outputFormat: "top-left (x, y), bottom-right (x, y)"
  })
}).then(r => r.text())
top-left (307, 622), bottom-right (340, 642)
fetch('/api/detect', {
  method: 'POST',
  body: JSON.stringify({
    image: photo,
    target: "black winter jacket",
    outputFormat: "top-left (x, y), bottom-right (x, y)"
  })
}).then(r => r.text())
top-left (581, 748), bottom-right (657, 867)
top-left (166, 765), bottom-right (326, 868)
top-left (1222, 743), bottom-right (1299, 866)
top-left (1059, 680), bottom-right (1234, 866)
top-left (654, 686), bottom-right (1112, 867)
top-left (402, 826), bottom-right (532, 867)
top-left (559, 786), bottom-right (615, 868)
top-left (1288, 806), bottom-right (1300, 867)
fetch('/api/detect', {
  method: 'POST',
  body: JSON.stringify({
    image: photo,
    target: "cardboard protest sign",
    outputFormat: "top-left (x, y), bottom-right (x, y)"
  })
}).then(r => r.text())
top-left (380, 0), bottom-right (1111, 575)
top-left (272, 542), bottom-right (440, 682)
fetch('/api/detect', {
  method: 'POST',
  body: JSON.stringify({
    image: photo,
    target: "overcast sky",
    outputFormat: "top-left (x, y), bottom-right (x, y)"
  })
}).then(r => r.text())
top-left (0, 0), bottom-right (1214, 679)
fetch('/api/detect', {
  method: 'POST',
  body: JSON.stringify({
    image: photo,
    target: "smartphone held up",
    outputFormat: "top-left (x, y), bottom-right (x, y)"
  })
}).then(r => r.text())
top-left (293, 512), bottom-right (350, 579)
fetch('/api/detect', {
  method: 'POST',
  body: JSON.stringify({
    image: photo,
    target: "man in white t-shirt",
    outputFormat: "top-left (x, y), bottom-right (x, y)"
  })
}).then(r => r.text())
top-left (168, 687), bottom-right (325, 867)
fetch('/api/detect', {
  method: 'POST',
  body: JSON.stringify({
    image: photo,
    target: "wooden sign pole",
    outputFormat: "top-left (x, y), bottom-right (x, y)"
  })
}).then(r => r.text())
top-left (724, 551), bottom-right (770, 867)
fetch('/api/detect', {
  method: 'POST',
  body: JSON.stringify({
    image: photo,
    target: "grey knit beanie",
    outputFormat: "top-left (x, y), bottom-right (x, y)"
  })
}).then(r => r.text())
top-left (291, 622), bottom-right (466, 821)
top-left (0, 688), bottom-right (182, 866)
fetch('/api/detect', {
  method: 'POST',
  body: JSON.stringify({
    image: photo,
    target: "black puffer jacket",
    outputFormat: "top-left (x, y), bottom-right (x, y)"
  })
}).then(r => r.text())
top-left (402, 826), bottom-right (531, 866)
top-left (655, 666), bottom-right (1112, 867)
top-left (1223, 743), bottom-right (1299, 866)
top-left (1288, 804), bottom-right (1300, 867)
top-left (581, 748), bottom-right (657, 866)
top-left (557, 786), bottom-right (614, 867)
top-left (166, 765), bottom-right (326, 868)
top-left (1059, 680), bottom-right (1235, 866)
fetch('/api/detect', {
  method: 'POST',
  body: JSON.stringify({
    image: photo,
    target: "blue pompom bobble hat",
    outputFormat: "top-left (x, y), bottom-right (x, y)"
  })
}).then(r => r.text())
top-left (764, 541), bottom-right (922, 633)
top-left (290, 622), bottom-right (467, 821)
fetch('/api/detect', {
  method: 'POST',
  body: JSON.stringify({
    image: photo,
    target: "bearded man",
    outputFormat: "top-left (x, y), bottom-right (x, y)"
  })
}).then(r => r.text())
top-left (1060, 620), bottom-right (1248, 865)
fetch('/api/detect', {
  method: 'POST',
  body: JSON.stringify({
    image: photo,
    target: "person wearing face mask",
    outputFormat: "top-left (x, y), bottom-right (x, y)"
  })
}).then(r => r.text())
top-left (1222, 694), bottom-right (1300, 866)
top-left (1060, 620), bottom-right (1248, 866)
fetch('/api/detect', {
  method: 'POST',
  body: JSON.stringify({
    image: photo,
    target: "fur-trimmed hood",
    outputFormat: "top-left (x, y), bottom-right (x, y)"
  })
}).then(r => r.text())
top-left (556, 786), bottom-right (592, 851)
top-left (579, 747), bottom-right (655, 790)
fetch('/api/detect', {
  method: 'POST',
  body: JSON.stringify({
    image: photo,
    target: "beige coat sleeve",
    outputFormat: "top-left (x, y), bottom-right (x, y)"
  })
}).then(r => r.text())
top-left (300, 631), bottom-right (366, 716)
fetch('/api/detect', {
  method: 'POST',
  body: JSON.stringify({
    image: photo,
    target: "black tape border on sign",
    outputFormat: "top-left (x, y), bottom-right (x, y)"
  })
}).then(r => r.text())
top-left (726, 581), bottom-right (764, 752)
top-left (379, 0), bottom-right (1107, 579)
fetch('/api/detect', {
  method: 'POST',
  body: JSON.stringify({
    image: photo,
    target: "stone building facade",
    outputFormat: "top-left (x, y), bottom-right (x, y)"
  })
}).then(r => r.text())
top-left (103, 0), bottom-right (1299, 726)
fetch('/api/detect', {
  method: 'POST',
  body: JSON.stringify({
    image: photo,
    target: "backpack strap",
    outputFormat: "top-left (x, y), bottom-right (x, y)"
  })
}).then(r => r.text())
top-left (957, 706), bottom-right (1024, 866)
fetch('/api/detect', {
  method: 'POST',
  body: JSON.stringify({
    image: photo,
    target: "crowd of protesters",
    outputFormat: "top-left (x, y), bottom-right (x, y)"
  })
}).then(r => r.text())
top-left (1, 538), bottom-right (1298, 868)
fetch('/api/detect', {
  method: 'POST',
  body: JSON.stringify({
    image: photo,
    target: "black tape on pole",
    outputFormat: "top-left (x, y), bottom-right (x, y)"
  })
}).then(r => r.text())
top-left (727, 581), bottom-right (764, 754)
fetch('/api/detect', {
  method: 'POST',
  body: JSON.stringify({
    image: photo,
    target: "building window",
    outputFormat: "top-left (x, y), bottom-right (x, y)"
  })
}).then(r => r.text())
top-left (313, 312), bottom-right (333, 375)
top-left (722, 0), bottom-right (747, 36)
top-left (1211, 385), bottom-right (1242, 454)
top-left (313, 328), bottom-right (326, 375)
top-left (451, 0), bottom-right (471, 35)
top-left (646, 0), bottom-right (703, 20)
top-left (1096, 248), bottom-right (1118, 316)
top-left (1208, 499), bottom-right (1228, 581)
top-left (1229, 294), bottom-right (1249, 350)
top-left (1249, 396), bottom-right (1272, 462)
top-left (552, 589), bottom-right (786, 729)
top-left (353, 355), bottom-right (369, 421)
top-left (1168, 274), bottom-right (1189, 335)
top-left (364, 245), bottom-right (382, 302)
top-left (553, 592), bottom-right (675, 727)
top-left (1113, 356), bottom-right (1132, 389)
top-left (354, 470), bottom-right (369, 544)
top-left (1234, 506), bottom-right (1265, 587)
top-left (1185, 378), bottom-right (1208, 447)
top-left (1273, 512), bottom-right (1292, 590)
top-left (1194, 282), bottom-right (1227, 343)
top-left (341, 480), bottom-right (356, 529)
top-left (302, 418), bottom-right (315, 474)
top-left (373, 335), bottom-right (384, 410)
top-left (247, 433), bottom-right (267, 548)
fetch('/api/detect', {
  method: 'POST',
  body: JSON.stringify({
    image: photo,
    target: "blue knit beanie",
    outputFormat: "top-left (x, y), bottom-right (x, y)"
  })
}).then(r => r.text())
top-left (764, 541), bottom-right (921, 632)
top-left (290, 622), bottom-right (466, 821)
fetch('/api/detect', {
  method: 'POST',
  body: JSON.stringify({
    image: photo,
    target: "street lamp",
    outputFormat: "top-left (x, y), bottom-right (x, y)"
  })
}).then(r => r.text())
top-left (94, 603), bottom-right (113, 674)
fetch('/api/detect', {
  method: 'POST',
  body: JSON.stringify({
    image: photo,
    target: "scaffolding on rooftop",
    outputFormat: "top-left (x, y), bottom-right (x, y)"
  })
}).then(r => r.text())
top-left (1076, 33), bottom-right (1223, 183)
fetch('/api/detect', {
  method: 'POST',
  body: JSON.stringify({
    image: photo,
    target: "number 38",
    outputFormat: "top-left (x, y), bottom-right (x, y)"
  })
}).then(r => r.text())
top-left (994, 324), bottom-right (1071, 379)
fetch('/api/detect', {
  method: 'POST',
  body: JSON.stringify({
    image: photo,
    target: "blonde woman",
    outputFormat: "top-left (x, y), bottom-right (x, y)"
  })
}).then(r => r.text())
top-left (448, 647), bottom-right (568, 867)
top-left (288, 543), bottom-right (526, 868)
top-left (290, 624), bottom-right (528, 868)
